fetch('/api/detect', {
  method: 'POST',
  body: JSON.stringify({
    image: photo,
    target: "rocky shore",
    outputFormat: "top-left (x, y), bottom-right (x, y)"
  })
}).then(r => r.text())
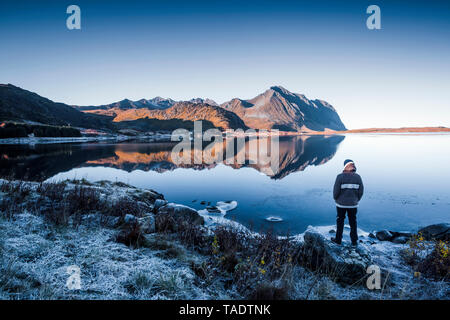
top-left (0, 179), bottom-right (448, 300)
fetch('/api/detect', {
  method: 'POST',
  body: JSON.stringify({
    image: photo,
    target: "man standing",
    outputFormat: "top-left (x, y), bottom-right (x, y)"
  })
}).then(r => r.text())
top-left (332, 159), bottom-right (364, 246)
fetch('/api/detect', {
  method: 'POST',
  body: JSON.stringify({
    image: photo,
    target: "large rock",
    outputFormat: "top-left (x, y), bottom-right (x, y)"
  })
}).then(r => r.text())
top-left (137, 214), bottom-right (155, 234)
top-left (388, 231), bottom-right (413, 244)
top-left (153, 199), bottom-right (168, 212)
top-left (418, 223), bottom-right (450, 241)
top-left (158, 203), bottom-right (204, 226)
top-left (376, 230), bottom-right (393, 241)
top-left (390, 231), bottom-right (413, 239)
top-left (302, 231), bottom-right (372, 285)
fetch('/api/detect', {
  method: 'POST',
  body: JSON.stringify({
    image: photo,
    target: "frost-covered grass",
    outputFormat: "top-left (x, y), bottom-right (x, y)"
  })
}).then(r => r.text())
top-left (290, 226), bottom-right (449, 300)
top-left (0, 179), bottom-right (238, 299)
top-left (0, 179), bottom-right (448, 300)
top-left (0, 213), bottom-right (236, 299)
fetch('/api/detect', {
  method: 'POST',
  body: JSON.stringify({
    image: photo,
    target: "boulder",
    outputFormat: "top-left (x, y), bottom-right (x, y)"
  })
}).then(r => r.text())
top-left (137, 214), bottom-right (155, 234)
top-left (135, 189), bottom-right (164, 203)
top-left (206, 206), bottom-right (221, 214)
top-left (302, 231), bottom-right (372, 285)
top-left (390, 231), bottom-right (413, 239)
top-left (376, 230), bottom-right (393, 241)
top-left (153, 199), bottom-right (168, 212)
top-left (418, 223), bottom-right (450, 241)
top-left (158, 203), bottom-right (204, 226)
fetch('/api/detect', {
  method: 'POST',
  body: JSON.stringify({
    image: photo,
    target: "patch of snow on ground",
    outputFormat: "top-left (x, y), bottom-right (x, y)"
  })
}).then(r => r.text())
top-left (0, 212), bottom-right (236, 300)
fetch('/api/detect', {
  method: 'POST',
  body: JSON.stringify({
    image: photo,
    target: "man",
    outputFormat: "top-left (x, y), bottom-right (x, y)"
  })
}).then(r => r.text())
top-left (331, 159), bottom-right (364, 246)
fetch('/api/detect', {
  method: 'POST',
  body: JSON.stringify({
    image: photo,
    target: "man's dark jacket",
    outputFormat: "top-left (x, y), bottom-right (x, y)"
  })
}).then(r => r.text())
top-left (333, 172), bottom-right (364, 208)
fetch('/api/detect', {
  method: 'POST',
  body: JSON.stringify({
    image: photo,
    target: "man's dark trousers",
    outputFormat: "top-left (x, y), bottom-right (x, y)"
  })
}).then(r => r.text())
top-left (335, 207), bottom-right (358, 244)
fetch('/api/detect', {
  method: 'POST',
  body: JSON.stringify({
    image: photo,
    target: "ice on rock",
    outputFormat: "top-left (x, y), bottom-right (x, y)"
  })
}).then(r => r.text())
top-left (216, 201), bottom-right (237, 212)
top-left (266, 216), bottom-right (283, 222)
top-left (198, 200), bottom-right (237, 216)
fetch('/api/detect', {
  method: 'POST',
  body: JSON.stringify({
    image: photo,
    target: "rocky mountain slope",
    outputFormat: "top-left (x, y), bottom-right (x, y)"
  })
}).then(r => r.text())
top-left (188, 98), bottom-right (218, 106)
top-left (0, 84), bottom-right (113, 130)
top-left (1, 84), bottom-right (346, 133)
top-left (220, 86), bottom-right (346, 132)
top-left (77, 97), bottom-right (176, 117)
top-left (113, 101), bottom-right (248, 130)
top-left (76, 86), bottom-right (346, 132)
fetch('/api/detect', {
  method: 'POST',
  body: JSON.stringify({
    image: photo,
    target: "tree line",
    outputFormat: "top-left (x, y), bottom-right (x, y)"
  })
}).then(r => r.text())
top-left (0, 122), bottom-right (81, 138)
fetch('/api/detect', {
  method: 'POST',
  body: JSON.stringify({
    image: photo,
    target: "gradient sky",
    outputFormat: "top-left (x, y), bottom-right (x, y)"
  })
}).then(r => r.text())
top-left (1, 0), bottom-right (449, 129)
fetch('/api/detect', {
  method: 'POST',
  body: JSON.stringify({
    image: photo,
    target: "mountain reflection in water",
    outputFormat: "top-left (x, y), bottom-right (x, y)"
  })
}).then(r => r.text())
top-left (0, 135), bottom-right (345, 181)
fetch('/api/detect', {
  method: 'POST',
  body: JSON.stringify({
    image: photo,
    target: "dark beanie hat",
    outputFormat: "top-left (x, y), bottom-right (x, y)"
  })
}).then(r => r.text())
top-left (344, 159), bottom-right (355, 168)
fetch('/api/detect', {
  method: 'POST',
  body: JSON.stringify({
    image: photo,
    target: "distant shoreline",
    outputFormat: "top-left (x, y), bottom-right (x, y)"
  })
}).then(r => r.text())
top-left (332, 127), bottom-right (450, 134)
top-left (284, 126), bottom-right (450, 136)
top-left (1, 126), bottom-right (449, 145)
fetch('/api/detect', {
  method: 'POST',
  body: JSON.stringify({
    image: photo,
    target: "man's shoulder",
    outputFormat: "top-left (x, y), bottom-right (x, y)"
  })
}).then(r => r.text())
top-left (336, 173), bottom-right (344, 179)
top-left (338, 172), bottom-right (362, 179)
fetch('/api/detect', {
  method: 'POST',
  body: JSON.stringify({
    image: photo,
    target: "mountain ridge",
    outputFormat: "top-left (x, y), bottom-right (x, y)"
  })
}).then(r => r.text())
top-left (0, 84), bottom-right (114, 130)
top-left (113, 101), bottom-right (248, 130)
top-left (220, 85), bottom-right (346, 132)
top-left (75, 85), bottom-right (346, 132)
top-left (1, 84), bottom-right (347, 133)
top-left (2, 84), bottom-right (449, 135)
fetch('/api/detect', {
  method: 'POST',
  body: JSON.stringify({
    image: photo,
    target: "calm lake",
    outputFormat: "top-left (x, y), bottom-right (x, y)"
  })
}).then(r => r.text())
top-left (1, 134), bottom-right (449, 235)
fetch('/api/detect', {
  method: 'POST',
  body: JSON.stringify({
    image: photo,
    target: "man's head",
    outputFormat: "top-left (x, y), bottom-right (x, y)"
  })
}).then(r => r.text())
top-left (343, 159), bottom-right (356, 172)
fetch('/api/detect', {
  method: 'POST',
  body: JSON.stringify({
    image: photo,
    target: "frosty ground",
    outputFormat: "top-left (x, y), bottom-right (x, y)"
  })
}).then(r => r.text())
top-left (0, 179), bottom-right (448, 300)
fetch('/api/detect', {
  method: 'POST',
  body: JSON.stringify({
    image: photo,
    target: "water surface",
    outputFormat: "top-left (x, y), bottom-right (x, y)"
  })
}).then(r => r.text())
top-left (1, 134), bottom-right (449, 235)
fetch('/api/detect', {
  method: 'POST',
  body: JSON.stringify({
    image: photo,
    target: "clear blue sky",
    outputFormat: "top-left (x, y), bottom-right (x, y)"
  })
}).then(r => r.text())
top-left (0, 0), bottom-right (449, 129)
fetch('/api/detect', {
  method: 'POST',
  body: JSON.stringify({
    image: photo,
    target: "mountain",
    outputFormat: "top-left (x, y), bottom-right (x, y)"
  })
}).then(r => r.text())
top-left (0, 84), bottom-right (113, 130)
top-left (188, 98), bottom-right (218, 106)
top-left (77, 86), bottom-right (345, 132)
top-left (113, 101), bottom-right (248, 130)
top-left (77, 97), bottom-right (219, 118)
top-left (0, 84), bottom-right (346, 134)
top-left (220, 86), bottom-right (346, 131)
top-left (77, 97), bottom-right (176, 117)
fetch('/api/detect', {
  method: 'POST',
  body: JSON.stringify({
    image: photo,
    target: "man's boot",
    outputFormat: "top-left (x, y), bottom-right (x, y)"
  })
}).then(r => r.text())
top-left (331, 237), bottom-right (341, 245)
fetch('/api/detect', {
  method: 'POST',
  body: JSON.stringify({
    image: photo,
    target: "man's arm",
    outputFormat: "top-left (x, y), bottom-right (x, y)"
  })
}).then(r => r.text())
top-left (358, 176), bottom-right (364, 200)
top-left (333, 175), bottom-right (341, 200)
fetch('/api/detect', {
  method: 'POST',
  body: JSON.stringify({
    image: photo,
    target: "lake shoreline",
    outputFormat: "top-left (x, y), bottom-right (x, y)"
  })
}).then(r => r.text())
top-left (1, 126), bottom-right (449, 145)
top-left (0, 134), bottom-right (174, 145)
top-left (0, 178), bottom-right (447, 300)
